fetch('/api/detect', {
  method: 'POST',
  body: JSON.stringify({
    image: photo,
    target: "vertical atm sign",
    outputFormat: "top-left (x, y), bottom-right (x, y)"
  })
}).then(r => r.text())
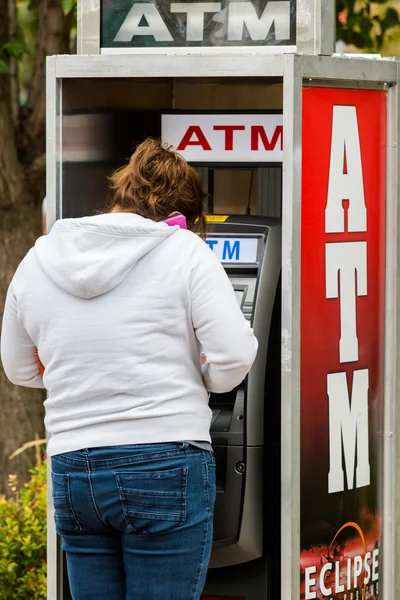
top-left (300, 89), bottom-right (386, 600)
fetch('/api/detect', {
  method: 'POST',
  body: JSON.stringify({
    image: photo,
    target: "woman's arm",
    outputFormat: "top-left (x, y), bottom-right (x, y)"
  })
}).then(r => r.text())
top-left (1, 283), bottom-right (45, 388)
top-left (190, 240), bottom-right (258, 394)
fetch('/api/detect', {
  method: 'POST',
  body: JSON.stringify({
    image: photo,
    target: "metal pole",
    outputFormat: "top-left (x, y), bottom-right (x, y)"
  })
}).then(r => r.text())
top-left (297, 0), bottom-right (335, 56)
top-left (281, 53), bottom-right (303, 600)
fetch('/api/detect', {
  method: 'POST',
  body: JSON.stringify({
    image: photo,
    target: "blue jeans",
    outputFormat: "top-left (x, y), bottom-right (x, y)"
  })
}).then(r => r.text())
top-left (51, 442), bottom-right (216, 600)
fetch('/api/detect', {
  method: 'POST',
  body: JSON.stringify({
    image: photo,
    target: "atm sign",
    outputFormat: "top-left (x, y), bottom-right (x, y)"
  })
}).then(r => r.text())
top-left (206, 236), bottom-right (259, 264)
top-left (161, 113), bottom-right (283, 163)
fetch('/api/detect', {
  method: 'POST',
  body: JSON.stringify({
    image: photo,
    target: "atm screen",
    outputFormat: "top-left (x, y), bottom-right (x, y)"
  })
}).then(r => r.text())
top-left (206, 236), bottom-right (259, 264)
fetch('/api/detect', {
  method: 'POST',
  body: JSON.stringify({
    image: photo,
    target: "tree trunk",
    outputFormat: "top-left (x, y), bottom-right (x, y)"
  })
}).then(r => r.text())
top-left (0, 0), bottom-right (22, 207)
top-left (0, 0), bottom-right (44, 493)
top-left (18, 0), bottom-right (72, 166)
top-left (0, 0), bottom-right (71, 493)
top-left (0, 203), bottom-right (45, 493)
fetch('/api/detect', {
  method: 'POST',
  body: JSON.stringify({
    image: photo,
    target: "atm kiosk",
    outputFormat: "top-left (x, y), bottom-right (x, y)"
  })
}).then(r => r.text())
top-left (46, 2), bottom-right (400, 598)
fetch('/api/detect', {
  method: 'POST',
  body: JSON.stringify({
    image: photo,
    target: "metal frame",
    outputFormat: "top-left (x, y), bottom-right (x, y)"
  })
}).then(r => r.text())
top-left (281, 53), bottom-right (302, 600)
top-left (50, 52), bottom-right (399, 82)
top-left (77, 0), bottom-right (334, 56)
top-left (52, 52), bottom-right (286, 78)
top-left (280, 53), bottom-right (399, 600)
top-left (45, 60), bottom-right (60, 600)
top-left (296, 0), bottom-right (335, 55)
top-left (391, 61), bottom-right (400, 600)
top-left (46, 58), bottom-right (63, 600)
top-left (46, 53), bottom-right (399, 600)
top-left (77, 0), bottom-right (100, 55)
top-left (382, 62), bottom-right (399, 600)
top-left (46, 57), bottom-right (60, 231)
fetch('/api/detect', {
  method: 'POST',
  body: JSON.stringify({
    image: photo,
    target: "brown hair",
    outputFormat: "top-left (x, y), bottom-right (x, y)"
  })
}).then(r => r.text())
top-left (107, 138), bottom-right (207, 238)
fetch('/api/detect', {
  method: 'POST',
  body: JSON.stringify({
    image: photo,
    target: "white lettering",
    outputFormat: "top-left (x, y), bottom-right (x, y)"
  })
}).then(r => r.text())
top-left (372, 549), bottom-right (379, 581)
top-left (325, 106), bottom-right (367, 234)
top-left (335, 560), bottom-right (345, 593)
top-left (170, 2), bottom-right (221, 41)
top-left (305, 566), bottom-right (317, 600)
top-left (305, 556), bottom-right (377, 597)
top-left (364, 552), bottom-right (371, 585)
top-left (320, 562), bottom-right (333, 596)
top-left (328, 369), bottom-right (370, 493)
top-left (326, 241), bottom-right (367, 363)
top-left (353, 555), bottom-right (363, 588)
top-left (227, 1), bottom-right (290, 41)
top-left (114, 4), bottom-right (173, 42)
top-left (347, 558), bottom-right (352, 591)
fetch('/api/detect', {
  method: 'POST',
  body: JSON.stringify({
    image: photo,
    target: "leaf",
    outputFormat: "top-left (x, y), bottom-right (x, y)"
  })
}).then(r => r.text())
top-left (380, 8), bottom-right (400, 32)
top-left (343, 0), bottom-right (356, 10)
top-left (62, 0), bottom-right (76, 16)
top-left (346, 9), bottom-right (357, 29)
top-left (0, 58), bottom-right (9, 73)
top-left (3, 40), bottom-right (30, 61)
top-left (359, 16), bottom-right (374, 35)
top-left (375, 33), bottom-right (384, 49)
top-left (386, 28), bottom-right (400, 42)
top-left (348, 30), bottom-right (370, 49)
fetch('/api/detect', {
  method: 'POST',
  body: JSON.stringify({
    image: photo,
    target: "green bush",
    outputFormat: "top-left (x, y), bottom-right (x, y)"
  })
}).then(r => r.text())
top-left (0, 462), bottom-right (47, 599)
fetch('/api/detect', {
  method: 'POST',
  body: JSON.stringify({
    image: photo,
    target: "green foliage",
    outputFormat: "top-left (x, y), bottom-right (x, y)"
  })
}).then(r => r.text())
top-left (16, 0), bottom-right (40, 97)
top-left (62, 0), bottom-right (77, 17)
top-left (0, 38), bottom-right (30, 74)
top-left (337, 0), bottom-right (400, 52)
top-left (0, 463), bottom-right (47, 600)
top-left (1, 0), bottom-right (77, 95)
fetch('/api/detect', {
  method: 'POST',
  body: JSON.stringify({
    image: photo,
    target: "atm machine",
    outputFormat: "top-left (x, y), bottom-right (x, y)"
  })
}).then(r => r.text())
top-left (47, 7), bottom-right (400, 597)
top-left (202, 216), bottom-right (281, 600)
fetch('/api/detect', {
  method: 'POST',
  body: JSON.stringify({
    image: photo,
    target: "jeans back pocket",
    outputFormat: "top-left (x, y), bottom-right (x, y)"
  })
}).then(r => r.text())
top-left (51, 471), bottom-right (81, 534)
top-left (115, 467), bottom-right (188, 536)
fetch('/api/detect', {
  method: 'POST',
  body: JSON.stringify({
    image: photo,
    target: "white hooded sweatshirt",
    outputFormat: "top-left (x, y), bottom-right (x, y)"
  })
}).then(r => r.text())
top-left (1, 213), bottom-right (258, 456)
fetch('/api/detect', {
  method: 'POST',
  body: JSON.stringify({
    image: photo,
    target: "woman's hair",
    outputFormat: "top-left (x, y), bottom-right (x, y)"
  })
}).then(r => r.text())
top-left (107, 138), bottom-right (207, 238)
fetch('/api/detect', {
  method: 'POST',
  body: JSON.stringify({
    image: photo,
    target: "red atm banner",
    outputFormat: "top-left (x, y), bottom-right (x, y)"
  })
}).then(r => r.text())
top-left (300, 88), bottom-right (387, 600)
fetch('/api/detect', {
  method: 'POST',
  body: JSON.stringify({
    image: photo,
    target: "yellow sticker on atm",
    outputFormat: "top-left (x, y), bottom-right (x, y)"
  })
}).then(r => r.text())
top-left (206, 215), bottom-right (229, 223)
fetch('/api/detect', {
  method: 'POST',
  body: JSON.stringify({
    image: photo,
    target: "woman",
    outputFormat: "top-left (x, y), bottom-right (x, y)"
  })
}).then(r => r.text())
top-left (0, 138), bottom-right (258, 600)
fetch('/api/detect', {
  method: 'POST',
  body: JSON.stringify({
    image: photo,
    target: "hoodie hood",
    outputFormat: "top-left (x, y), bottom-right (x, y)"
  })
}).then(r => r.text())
top-left (35, 213), bottom-right (177, 299)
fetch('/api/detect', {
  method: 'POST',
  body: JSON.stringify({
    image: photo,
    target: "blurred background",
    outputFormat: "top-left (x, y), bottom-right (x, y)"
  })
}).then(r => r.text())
top-left (336, 0), bottom-right (400, 55)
